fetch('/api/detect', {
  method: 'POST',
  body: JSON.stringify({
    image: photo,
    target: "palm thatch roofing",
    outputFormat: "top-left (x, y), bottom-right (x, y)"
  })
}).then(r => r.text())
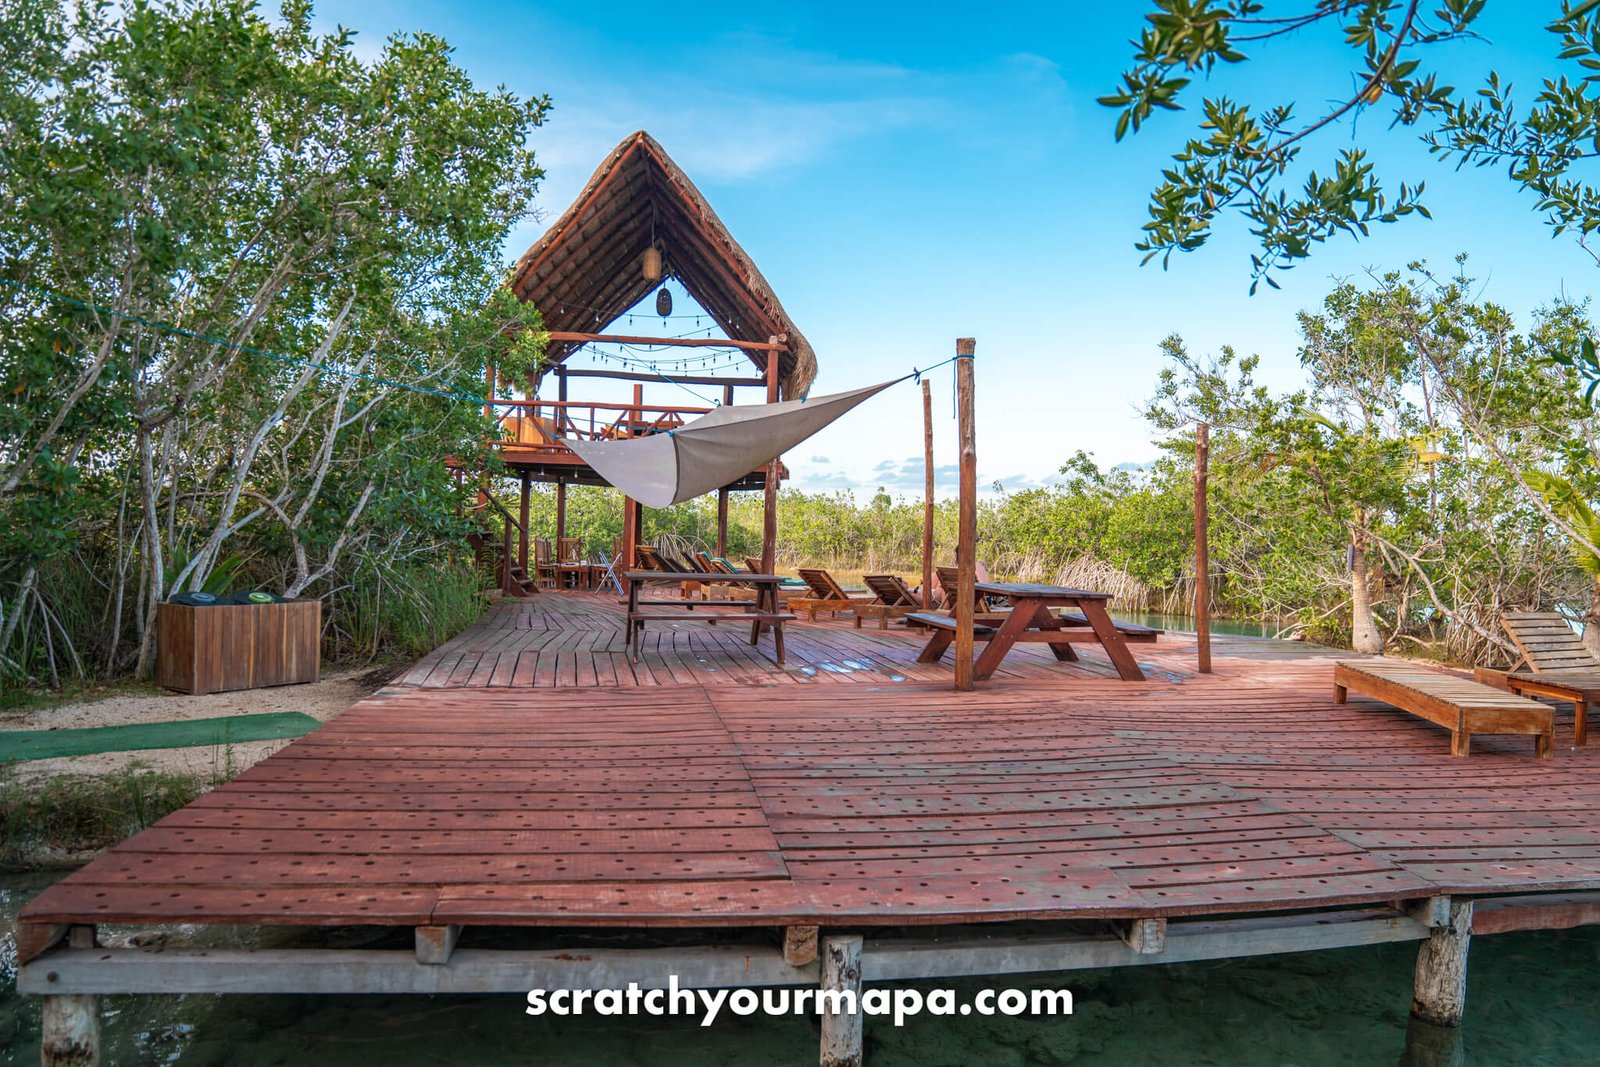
top-left (509, 130), bottom-right (817, 398)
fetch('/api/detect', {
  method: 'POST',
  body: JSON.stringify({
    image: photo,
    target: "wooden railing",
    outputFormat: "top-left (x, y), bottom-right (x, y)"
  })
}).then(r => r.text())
top-left (488, 398), bottom-right (714, 454)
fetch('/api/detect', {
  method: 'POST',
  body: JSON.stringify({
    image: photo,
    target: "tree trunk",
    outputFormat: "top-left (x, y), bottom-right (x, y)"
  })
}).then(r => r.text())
top-left (1350, 527), bottom-right (1384, 655)
top-left (1583, 580), bottom-right (1600, 661)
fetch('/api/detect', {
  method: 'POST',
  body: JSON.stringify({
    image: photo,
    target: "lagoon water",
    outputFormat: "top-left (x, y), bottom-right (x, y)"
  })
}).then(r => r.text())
top-left (5, 869), bottom-right (1600, 1065)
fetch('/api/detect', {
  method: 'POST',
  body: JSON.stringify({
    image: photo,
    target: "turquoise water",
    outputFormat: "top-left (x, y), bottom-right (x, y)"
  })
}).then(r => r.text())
top-left (5, 868), bottom-right (1600, 1064)
top-left (1122, 613), bottom-right (1292, 640)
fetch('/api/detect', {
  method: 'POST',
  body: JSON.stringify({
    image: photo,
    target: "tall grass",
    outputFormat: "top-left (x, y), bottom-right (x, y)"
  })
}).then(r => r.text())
top-left (329, 561), bottom-right (485, 661)
top-left (0, 763), bottom-right (204, 863)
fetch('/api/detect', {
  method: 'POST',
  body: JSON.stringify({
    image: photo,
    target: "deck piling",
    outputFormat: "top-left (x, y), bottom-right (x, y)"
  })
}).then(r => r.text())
top-left (41, 927), bottom-right (98, 1067)
top-left (820, 935), bottom-right (864, 1067)
top-left (1411, 900), bottom-right (1473, 1027)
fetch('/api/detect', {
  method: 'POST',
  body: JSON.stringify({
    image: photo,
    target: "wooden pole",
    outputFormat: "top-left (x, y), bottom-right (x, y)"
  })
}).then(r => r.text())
top-left (922, 378), bottom-right (935, 610)
top-left (1195, 422), bottom-right (1212, 674)
top-left (518, 471), bottom-right (531, 576)
top-left (760, 337), bottom-right (783, 577)
top-left (620, 384), bottom-right (644, 570)
top-left (555, 480), bottom-right (567, 542)
top-left (717, 384), bottom-right (733, 557)
top-left (819, 935), bottom-right (864, 1067)
top-left (42, 927), bottom-right (98, 1067)
top-left (1412, 900), bottom-right (1473, 1027)
top-left (954, 338), bottom-right (977, 692)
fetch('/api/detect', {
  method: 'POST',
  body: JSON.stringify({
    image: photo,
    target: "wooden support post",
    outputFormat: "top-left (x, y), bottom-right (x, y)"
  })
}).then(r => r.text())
top-left (415, 925), bottom-right (462, 965)
top-left (621, 495), bottom-right (638, 571)
top-left (819, 935), bottom-right (864, 1067)
top-left (555, 480), bottom-right (567, 542)
top-left (621, 384), bottom-right (645, 569)
top-left (954, 338), bottom-right (977, 692)
top-left (1112, 917), bottom-right (1167, 954)
top-left (760, 336), bottom-right (783, 578)
top-left (784, 925), bottom-right (819, 966)
top-left (518, 471), bottom-right (531, 576)
top-left (922, 378), bottom-right (935, 610)
top-left (1412, 899), bottom-right (1473, 1027)
top-left (1195, 422), bottom-right (1212, 673)
top-left (717, 384), bottom-right (733, 557)
top-left (1400, 1016), bottom-right (1466, 1067)
top-left (501, 513), bottom-right (514, 596)
top-left (42, 926), bottom-right (98, 1067)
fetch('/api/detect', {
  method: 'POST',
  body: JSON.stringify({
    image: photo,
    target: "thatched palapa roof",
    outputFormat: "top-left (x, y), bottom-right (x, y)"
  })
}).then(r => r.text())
top-left (509, 131), bottom-right (817, 398)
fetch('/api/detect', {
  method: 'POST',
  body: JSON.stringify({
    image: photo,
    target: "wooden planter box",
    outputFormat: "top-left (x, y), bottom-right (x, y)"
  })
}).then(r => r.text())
top-left (156, 600), bottom-right (321, 695)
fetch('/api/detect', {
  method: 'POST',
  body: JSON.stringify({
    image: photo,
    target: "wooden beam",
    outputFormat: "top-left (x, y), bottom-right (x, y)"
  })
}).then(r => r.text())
top-left (922, 378), bottom-right (935, 610)
top-left (820, 936), bottom-right (864, 1067)
top-left (1112, 918), bottom-right (1167, 954)
top-left (784, 925), bottom-right (819, 967)
top-left (554, 367), bottom-right (767, 388)
top-left (1195, 422), bottom-right (1212, 674)
top-left (415, 925), bottom-right (462, 966)
top-left (544, 331), bottom-right (787, 352)
top-left (19, 907), bottom-right (1432, 997)
top-left (1472, 891), bottom-right (1600, 935)
top-left (555, 480), bottom-right (568, 543)
top-left (954, 338), bottom-right (977, 692)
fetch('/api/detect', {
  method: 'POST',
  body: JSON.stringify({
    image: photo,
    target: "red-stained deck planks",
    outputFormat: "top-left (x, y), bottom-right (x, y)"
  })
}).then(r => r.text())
top-left (22, 596), bottom-right (1600, 938)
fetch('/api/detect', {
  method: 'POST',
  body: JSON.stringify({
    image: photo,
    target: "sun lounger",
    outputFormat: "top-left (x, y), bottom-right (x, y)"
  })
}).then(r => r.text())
top-left (1334, 659), bottom-right (1554, 758)
top-left (790, 568), bottom-right (874, 622)
top-left (1479, 611), bottom-right (1600, 744)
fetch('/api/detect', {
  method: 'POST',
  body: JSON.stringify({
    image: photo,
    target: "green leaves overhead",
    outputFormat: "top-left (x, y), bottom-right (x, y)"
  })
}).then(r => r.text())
top-left (1099, 1), bottom-right (1600, 290)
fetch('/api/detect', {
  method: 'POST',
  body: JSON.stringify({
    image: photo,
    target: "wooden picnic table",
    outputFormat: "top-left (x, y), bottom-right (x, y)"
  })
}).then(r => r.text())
top-left (912, 581), bottom-right (1149, 682)
top-left (624, 571), bottom-right (794, 665)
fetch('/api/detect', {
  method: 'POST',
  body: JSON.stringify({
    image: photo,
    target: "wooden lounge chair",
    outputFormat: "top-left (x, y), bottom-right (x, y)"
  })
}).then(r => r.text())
top-left (1334, 659), bottom-right (1554, 758)
top-left (853, 574), bottom-right (922, 630)
top-left (790, 568), bottom-right (874, 622)
top-left (1476, 611), bottom-right (1600, 745)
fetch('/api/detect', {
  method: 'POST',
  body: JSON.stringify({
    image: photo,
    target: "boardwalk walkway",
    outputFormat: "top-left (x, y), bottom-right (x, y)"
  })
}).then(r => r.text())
top-left (22, 593), bottom-right (1600, 939)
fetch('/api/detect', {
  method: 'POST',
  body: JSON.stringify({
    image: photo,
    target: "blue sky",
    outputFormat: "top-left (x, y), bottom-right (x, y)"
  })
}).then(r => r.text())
top-left (315, 1), bottom-right (1599, 498)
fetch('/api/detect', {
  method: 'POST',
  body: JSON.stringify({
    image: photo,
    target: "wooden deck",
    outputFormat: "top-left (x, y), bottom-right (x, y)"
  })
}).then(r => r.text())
top-left (20, 592), bottom-right (1600, 943)
top-left (396, 592), bottom-right (1202, 688)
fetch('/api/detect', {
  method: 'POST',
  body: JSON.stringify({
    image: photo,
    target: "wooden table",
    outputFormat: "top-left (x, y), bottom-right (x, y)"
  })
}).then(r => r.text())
top-left (913, 582), bottom-right (1147, 682)
top-left (624, 571), bottom-right (793, 664)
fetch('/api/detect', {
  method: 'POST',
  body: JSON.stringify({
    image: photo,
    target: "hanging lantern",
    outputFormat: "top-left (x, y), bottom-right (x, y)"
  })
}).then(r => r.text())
top-left (641, 246), bottom-right (663, 283)
top-left (655, 286), bottom-right (673, 317)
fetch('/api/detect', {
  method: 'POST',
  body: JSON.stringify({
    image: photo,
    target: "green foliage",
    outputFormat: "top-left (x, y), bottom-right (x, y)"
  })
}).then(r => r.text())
top-left (0, 763), bottom-right (204, 862)
top-left (0, 0), bottom-right (549, 686)
top-left (1102, 1), bottom-right (1600, 290)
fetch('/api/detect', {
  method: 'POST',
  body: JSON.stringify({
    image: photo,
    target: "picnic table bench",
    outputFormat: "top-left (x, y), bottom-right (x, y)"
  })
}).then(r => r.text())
top-left (910, 582), bottom-right (1156, 681)
top-left (624, 570), bottom-right (794, 665)
top-left (1335, 659), bottom-right (1554, 758)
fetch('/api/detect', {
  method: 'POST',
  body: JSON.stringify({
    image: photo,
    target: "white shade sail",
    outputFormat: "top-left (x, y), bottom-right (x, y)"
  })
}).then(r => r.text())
top-left (564, 379), bottom-right (898, 508)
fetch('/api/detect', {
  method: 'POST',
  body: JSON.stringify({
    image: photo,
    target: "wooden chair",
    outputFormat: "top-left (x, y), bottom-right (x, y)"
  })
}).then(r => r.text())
top-left (1480, 611), bottom-right (1600, 745)
top-left (789, 568), bottom-right (873, 622)
top-left (557, 537), bottom-right (583, 563)
top-left (532, 538), bottom-right (557, 590)
top-left (934, 565), bottom-right (1007, 622)
top-left (854, 574), bottom-right (921, 630)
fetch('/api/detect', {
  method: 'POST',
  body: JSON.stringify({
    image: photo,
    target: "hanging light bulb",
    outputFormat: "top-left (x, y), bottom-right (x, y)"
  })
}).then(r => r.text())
top-left (641, 246), bottom-right (663, 283)
top-left (656, 286), bottom-right (673, 317)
